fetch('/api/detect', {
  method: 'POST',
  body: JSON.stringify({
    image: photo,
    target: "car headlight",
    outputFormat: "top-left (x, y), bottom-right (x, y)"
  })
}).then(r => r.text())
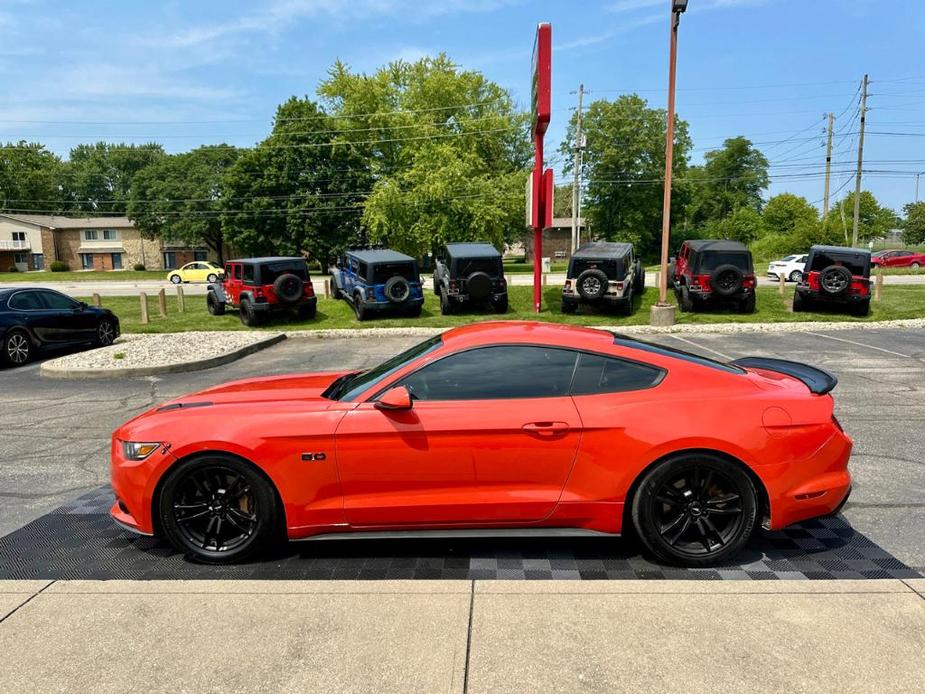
top-left (121, 441), bottom-right (162, 460)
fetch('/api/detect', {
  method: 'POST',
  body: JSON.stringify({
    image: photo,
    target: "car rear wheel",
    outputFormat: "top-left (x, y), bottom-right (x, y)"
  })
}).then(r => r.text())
top-left (678, 285), bottom-right (694, 312)
top-left (440, 288), bottom-right (454, 315)
top-left (95, 318), bottom-right (116, 346)
top-left (739, 293), bottom-right (756, 314)
top-left (491, 295), bottom-right (508, 314)
top-left (789, 270), bottom-right (803, 283)
top-left (912, 262), bottom-right (921, 269)
top-left (2, 330), bottom-right (31, 366)
top-left (239, 298), bottom-right (263, 327)
top-left (353, 293), bottom-right (368, 321)
top-left (296, 303), bottom-right (316, 320)
top-left (170, 274), bottom-right (182, 284)
top-left (850, 299), bottom-right (871, 317)
top-left (158, 454), bottom-right (279, 563)
top-left (560, 300), bottom-right (576, 314)
top-left (631, 454), bottom-right (758, 567)
top-left (207, 273), bottom-right (218, 283)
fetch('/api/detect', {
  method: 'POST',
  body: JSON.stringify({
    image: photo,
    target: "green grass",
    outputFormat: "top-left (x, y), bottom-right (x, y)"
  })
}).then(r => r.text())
top-left (0, 270), bottom-right (168, 282)
top-left (82, 284), bottom-right (925, 334)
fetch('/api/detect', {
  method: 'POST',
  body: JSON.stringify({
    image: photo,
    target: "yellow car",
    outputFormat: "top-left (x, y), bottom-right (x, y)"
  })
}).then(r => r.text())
top-left (167, 261), bottom-right (223, 284)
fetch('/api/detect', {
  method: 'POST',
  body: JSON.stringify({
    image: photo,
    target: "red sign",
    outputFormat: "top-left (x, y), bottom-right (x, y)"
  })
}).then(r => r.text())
top-left (542, 168), bottom-right (554, 229)
top-left (531, 23), bottom-right (551, 138)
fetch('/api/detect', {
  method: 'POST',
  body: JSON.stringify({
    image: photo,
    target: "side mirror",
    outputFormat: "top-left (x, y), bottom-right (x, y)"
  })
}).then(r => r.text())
top-left (77, 301), bottom-right (88, 310)
top-left (375, 386), bottom-right (413, 411)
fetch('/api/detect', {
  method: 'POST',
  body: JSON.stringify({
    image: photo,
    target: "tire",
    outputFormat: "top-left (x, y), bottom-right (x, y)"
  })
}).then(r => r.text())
top-left (432, 275), bottom-right (442, 296)
top-left (710, 264), bottom-right (744, 298)
top-left (576, 268), bottom-right (609, 301)
top-left (792, 291), bottom-right (808, 312)
top-left (383, 276), bottom-right (411, 303)
top-left (491, 296), bottom-right (509, 314)
top-left (850, 300), bottom-right (871, 317)
top-left (466, 271), bottom-right (492, 301)
top-left (157, 454), bottom-right (279, 564)
top-left (169, 274), bottom-right (182, 285)
top-left (678, 285), bottom-right (694, 312)
top-left (912, 262), bottom-right (921, 269)
top-left (739, 293), bottom-right (756, 314)
top-left (207, 273), bottom-right (218, 284)
top-left (789, 270), bottom-right (803, 283)
top-left (2, 329), bottom-right (31, 366)
top-left (95, 318), bottom-right (116, 346)
top-left (631, 453), bottom-right (758, 567)
top-left (330, 278), bottom-right (343, 301)
top-left (819, 265), bottom-right (852, 296)
top-left (273, 273), bottom-right (303, 305)
top-left (561, 300), bottom-right (577, 314)
top-left (440, 288), bottom-right (454, 316)
top-left (353, 293), bottom-right (368, 321)
top-left (633, 260), bottom-right (645, 293)
top-left (404, 303), bottom-right (422, 318)
top-left (296, 303), bottom-right (317, 320)
top-left (239, 298), bottom-right (263, 327)
top-left (614, 287), bottom-right (633, 316)
top-left (207, 292), bottom-right (225, 316)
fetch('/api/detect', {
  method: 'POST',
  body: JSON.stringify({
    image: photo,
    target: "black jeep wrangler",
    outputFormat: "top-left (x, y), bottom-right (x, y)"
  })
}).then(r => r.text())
top-left (330, 248), bottom-right (425, 321)
top-left (561, 242), bottom-right (644, 315)
top-left (793, 245), bottom-right (871, 316)
top-left (207, 257), bottom-right (317, 326)
top-left (670, 239), bottom-right (756, 313)
top-left (433, 242), bottom-right (508, 314)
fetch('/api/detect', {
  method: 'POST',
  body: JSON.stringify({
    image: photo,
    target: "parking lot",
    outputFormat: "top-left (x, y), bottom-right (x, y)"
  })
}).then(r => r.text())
top-left (0, 326), bottom-right (923, 578)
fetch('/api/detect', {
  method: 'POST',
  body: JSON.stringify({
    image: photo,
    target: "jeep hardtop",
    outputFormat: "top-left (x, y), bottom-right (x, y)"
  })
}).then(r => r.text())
top-left (332, 248), bottom-right (424, 321)
top-left (561, 241), bottom-right (644, 315)
top-left (793, 245), bottom-right (871, 316)
top-left (207, 257), bottom-right (317, 326)
top-left (433, 242), bottom-right (508, 314)
top-left (671, 239), bottom-right (756, 313)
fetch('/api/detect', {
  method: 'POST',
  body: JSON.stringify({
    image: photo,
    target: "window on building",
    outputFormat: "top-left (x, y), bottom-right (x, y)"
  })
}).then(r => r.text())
top-left (111, 253), bottom-right (123, 270)
top-left (12, 231), bottom-right (26, 243)
top-left (163, 252), bottom-right (177, 269)
top-left (83, 230), bottom-right (98, 241)
top-left (32, 254), bottom-right (44, 270)
top-left (13, 253), bottom-right (27, 265)
top-left (194, 250), bottom-right (208, 261)
top-left (103, 229), bottom-right (119, 241)
top-left (80, 253), bottom-right (93, 270)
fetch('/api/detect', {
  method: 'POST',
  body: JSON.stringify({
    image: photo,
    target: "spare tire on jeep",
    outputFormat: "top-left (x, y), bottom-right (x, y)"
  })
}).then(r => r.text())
top-left (466, 271), bottom-right (492, 301)
top-left (273, 273), bottom-right (303, 305)
top-left (710, 264), bottom-right (744, 297)
top-left (384, 275), bottom-right (411, 303)
top-left (576, 268), bottom-right (609, 300)
top-left (819, 265), bottom-right (852, 295)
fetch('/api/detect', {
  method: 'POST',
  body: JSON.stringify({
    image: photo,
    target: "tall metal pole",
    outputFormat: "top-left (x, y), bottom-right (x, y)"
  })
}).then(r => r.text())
top-left (657, 9), bottom-right (681, 307)
top-left (851, 74), bottom-right (869, 247)
top-left (823, 113), bottom-right (835, 216)
top-left (571, 84), bottom-right (584, 255)
top-left (916, 172), bottom-right (922, 202)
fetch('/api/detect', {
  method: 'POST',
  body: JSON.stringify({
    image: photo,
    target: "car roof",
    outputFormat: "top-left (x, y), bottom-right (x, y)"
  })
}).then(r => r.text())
top-left (440, 320), bottom-right (615, 351)
top-left (227, 257), bottom-right (306, 264)
top-left (684, 239), bottom-right (749, 253)
top-left (445, 242), bottom-right (501, 259)
top-left (809, 245), bottom-right (871, 258)
top-left (347, 249), bottom-right (415, 263)
top-left (572, 241), bottom-right (633, 258)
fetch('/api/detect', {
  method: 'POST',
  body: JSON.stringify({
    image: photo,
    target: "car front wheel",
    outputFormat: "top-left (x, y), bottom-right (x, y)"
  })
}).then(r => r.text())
top-left (631, 453), bottom-right (758, 567)
top-left (95, 318), bottom-right (116, 346)
top-left (170, 274), bottom-right (182, 284)
top-left (158, 454), bottom-right (279, 563)
top-left (207, 273), bottom-right (218, 283)
top-left (2, 330), bottom-right (32, 366)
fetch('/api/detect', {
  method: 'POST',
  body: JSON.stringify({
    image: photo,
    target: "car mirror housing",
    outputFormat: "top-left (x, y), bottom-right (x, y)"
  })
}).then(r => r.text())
top-left (375, 386), bottom-right (413, 411)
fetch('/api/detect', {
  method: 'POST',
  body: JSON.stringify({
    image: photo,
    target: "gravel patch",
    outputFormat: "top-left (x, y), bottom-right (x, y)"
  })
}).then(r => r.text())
top-left (40, 332), bottom-right (284, 377)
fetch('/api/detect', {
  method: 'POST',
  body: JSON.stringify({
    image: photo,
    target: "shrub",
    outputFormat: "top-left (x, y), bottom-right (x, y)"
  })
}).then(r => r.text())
top-left (7, 265), bottom-right (19, 273)
top-left (50, 261), bottom-right (69, 272)
top-left (133, 263), bottom-right (146, 271)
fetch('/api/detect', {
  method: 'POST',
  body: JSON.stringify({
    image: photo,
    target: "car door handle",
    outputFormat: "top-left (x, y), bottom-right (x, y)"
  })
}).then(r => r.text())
top-left (522, 421), bottom-right (570, 435)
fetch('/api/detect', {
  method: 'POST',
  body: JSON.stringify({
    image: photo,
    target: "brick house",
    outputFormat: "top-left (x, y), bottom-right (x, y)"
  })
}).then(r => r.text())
top-left (523, 217), bottom-right (588, 262)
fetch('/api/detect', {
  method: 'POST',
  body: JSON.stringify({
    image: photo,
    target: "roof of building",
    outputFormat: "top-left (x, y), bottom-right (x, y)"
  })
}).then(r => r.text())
top-left (445, 242), bottom-right (501, 259)
top-left (0, 214), bottom-right (134, 229)
top-left (347, 248), bottom-right (415, 263)
top-left (572, 241), bottom-right (633, 258)
top-left (684, 239), bottom-right (749, 253)
top-left (548, 217), bottom-right (586, 228)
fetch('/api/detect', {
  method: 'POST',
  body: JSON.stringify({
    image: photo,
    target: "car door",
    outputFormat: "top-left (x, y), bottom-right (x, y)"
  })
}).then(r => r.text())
top-left (224, 263), bottom-right (242, 304)
top-left (334, 345), bottom-right (583, 526)
top-left (31, 290), bottom-right (94, 343)
top-left (6, 290), bottom-right (58, 344)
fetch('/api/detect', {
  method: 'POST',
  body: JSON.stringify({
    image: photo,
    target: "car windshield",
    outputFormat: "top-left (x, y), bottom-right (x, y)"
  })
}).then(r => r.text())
top-left (325, 335), bottom-right (443, 401)
top-left (260, 261), bottom-right (308, 282)
top-left (780, 255), bottom-right (797, 262)
top-left (697, 252), bottom-right (752, 273)
top-left (372, 262), bottom-right (417, 284)
top-left (808, 251), bottom-right (868, 275)
top-left (570, 257), bottom-right (623, 280)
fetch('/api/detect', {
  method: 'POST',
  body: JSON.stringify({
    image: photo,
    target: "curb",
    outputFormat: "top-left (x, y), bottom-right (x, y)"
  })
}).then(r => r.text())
top-left (39, 333), bottom-right (286, 379)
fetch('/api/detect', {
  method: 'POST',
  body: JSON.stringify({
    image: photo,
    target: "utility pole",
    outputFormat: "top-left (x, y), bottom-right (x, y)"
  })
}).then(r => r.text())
top-left (851, 74), bottom-right (869, 247)
top-left (570, 84), bottom-right (585, 255)
top-left (916, 171), bottom-right (923, 202)
top-left (822, 113), bottom-right (835, 216)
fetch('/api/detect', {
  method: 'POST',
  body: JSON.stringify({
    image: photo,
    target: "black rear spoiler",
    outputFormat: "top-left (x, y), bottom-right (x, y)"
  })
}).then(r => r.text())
top-left (731, 357), bottom-right (837, 395)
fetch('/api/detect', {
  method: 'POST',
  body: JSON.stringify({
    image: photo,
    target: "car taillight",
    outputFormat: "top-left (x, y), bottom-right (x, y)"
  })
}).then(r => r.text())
top-left (254, 287), bottom-right (265, 298)
top-left (808, 272), bottom-right (821, 291)
top-left (304, 281), bottom-right (315, 297)
top-left (366, 288), bottom-right (375, 300)
top-left (564, 280), bottom-right (571, 289)
top-left (692, 274), bottom-right (711, 290)
top-left (613, 281), bottom-right (623, 291)
top-left (742, 274), bottom-right (756, 289)
top-left (448, 281), bottom-right (458, 294)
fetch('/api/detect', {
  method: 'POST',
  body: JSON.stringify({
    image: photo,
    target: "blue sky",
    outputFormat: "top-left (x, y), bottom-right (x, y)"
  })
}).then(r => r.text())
top-left (1, 0), bottom-right (923, 213)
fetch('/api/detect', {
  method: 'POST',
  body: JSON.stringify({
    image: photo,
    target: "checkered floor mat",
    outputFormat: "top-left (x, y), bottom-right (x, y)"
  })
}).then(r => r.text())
top-left (0, 487), bottom-right (921, 580)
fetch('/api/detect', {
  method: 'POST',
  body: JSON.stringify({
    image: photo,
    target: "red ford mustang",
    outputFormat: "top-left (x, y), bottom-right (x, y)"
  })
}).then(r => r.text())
top-left (110, 321), bottom-right (852, 567)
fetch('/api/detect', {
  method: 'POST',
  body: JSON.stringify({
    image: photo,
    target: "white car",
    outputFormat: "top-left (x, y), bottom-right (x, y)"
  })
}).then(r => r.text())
top-left (767, 254), bottom-right (808, 282)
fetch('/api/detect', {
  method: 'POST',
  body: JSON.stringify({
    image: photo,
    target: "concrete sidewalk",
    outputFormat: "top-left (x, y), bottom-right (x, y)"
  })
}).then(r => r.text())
top-left (1, 580), bottom-right (923, 693)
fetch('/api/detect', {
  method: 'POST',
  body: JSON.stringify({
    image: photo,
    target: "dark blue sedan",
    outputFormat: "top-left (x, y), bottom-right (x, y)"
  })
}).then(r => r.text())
top-left (0, 287), bottom-right (120, 367)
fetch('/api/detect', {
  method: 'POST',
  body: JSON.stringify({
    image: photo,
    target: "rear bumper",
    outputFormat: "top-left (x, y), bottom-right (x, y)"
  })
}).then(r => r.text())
top-left (253, 296), bottom-right (317, 312)
top-left (795, 287), bottom-right (869, 304)
top-left (360, 296), bottom-right (425, 308)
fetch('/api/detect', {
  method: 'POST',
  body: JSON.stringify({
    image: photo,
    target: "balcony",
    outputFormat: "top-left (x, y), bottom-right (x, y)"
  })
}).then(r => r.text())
top-left (0, 240), bottom-right (30, 251)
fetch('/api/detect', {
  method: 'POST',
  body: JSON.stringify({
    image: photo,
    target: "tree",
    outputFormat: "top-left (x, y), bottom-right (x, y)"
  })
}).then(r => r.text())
top-left (702, 206), bottom-right (763, 244)
top-left (761, 193), bottom-right (819, 237)
top-left (902, 201), bottom-right (925, 246)
top-left (221, 97), bottom-right (373, 265)
top-left (128, 145), bottom-right (241, 263)
top-left (62, 142), bottom-right (165, 214)
top-left (559, 94), bottom-right (692, 259)
top-left (552, 184), bottom-right (572, 219)
top-left (0, 141), bottom-right (64, 211)
top-left (319, 54), bottom-right (530, 255)
top-left (824, 190), bottom-right (898, 244)
top-left (686, 136), bottom-right (769, 226)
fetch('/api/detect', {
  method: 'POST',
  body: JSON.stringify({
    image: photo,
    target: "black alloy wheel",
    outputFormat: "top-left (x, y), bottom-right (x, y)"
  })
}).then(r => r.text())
top-left (710, 264), bottom-right (743, 297)
top-left (96, 319), bottom-right (116, 346)
top-left (273, 273), bottom-right (303, 305)
top-left (819, 265), bottom-right (852, 295)
top-left (384, 276), bottom-right (411, 303)
top-left (632, 454), bottom-right (757, 567)
top-left (2, 330), bottom-right (31, 366)
top-left (159, 456), bottom-right (277, 563)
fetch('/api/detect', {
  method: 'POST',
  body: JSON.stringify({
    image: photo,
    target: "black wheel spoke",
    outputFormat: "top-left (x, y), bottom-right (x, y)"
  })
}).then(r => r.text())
top-left (177, 508), bottom-right (211, 522)
top-left (703, 517), bottom-right (726, 547)
top-left (655, 494), bottom-right (680, 507)
top-left (706, 493), bottom-right (740, 506)
top-left (700, 469), bottom-right (714, 498)
top-left (707, 506), bottom-right (741, 516)
top-left (659, 512), bottom-right (687, 536)
top-left (694, 519), bottom-right (712, 551)
top-left (665, 516), bottom-right (692, 546)
top-left (227, 506), bottom-right (256, 524)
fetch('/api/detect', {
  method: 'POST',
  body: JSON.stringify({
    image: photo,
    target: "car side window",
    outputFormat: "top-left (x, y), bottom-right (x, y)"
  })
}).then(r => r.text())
top-left (8, 291), bottom-right (45, 310)
top-left (570, 352), bottom-right (664, 396)
top-left (224, 264), bottom-right (232, 278)
top-left (232, 265), bottom-right (242, 281)
top-left (38, 290), bottom-right (78, 310)
top-left (399, 346), bottom-right (577, 401)
top-left (242, 264), bottom-right (255, 284)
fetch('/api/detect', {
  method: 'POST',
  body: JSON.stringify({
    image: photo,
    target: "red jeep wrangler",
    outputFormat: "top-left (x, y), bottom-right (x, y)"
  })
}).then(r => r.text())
top-left (670, 239), bottom-right (757, 313)
top-left (207, 257), bottom-right (317, 326)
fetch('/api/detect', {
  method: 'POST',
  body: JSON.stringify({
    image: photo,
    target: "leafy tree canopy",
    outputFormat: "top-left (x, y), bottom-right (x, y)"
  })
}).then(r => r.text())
top-left (686, 136), bottom-right (769, 227)
top-left (902, 201), bottom-right (925, 246)
top-left (824, 190), bottom-right (898, 244)
top-left (0, 141), bottom-right (63, 211)
top-left (62, 142), bottom-right (165, 214)
top-left (761, 193), bottom-right (819, 237)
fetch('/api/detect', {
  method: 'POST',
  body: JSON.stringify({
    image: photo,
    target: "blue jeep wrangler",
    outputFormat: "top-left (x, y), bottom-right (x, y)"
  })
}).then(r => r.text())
top-left (331, 248), bottom-right (425, 321)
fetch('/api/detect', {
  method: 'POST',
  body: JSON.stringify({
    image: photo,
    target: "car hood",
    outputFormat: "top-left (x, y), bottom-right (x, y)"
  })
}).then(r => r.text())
top-left (173, 371), bottom-right (350, 406)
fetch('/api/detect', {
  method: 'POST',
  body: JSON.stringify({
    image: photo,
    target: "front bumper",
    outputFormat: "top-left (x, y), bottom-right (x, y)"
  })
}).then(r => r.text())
top-left (109, 436), bottom-right (176, 536)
